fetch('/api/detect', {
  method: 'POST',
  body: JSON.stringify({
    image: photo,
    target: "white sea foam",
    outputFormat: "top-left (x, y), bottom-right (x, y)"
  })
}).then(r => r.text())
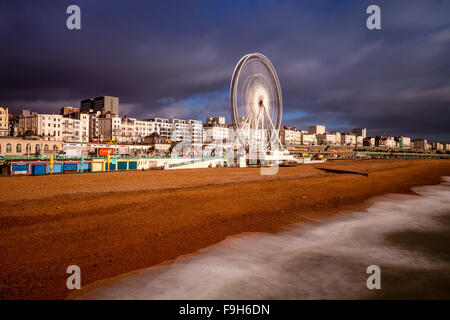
top-left (77, 177), bottom-right (450, 299)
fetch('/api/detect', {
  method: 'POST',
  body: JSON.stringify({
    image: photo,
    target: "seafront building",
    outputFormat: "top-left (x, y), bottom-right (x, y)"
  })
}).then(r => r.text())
top-left (16, 110), bottom-right (89, 143)
top-left (317, 133), bottom-right (339, 145)
top-left (0, 95), bottom-right (447, 155)
top-left (0, 107), bottom-right (9, 136)
top-left (352, 128), bottom-right (367, 138)
top-left (397, 136), bottom-right (411, 148)
top-left (309, 125), bottom-right (325, 135)
top-left (301, 133), bottom-right (317, 145)
top-left (7, 105), bottom-right (443, 153)
top-left (280, 126), bottom-right (301, 145)
top-left (411, 139), bottom-right (429, 150)
top-left (0, 136), bottom-right (63, 156)
top-left (203, 117), bottom-right (229, 143)
top-left (81, 96), bottom-right (119, 115)
top-left (341, 133), bottom-right (357, 146)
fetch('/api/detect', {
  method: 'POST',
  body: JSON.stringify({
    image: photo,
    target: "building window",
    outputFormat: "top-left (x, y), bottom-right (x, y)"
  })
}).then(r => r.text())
top-left (6, 143), bottom-right (12, 153)
top-left (44, 144), bottom-right (49, 151)
top-left (35, 144), bottom-right (41, 154)
top-left (53, 145), bottom-right (58, 151)
top-left (16, 144), bottom-right (22, 153)
top-left (26, 144), bottom-right (31, 153)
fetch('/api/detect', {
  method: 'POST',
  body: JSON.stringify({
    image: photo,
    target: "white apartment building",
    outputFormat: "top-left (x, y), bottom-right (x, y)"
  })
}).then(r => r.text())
top-left (204, 126), bottom-right (229, 143)
top-left (341, 133), bottom-right (357, 146)
top-left (398, 136), bottom-right (411, 148)
top-left (280, 126), bottom-right (301, 145)
top-left (152, 118), bottom-right (172, 140)
top-left (119, 117), bottom-right (136, 143)
top-left (329, 132), bottom-right (341, 145)
top-left (61, 114), bottom-right (89, 143)
top-left (356, 135), bottom-right (364, 146)
top-left (0, 107), bottom-right (8, 136)
top-left (317, 133), bottom-right (339, 145)
top-left (120, 118), bottom-right (154, 143)
top-left (189, 120), bottom-right (203, 144)
top-left (386, 136), bottom-right (397, 148)
top-left (309, 125), bottom-right (326, 135)
top-left (18, 113), bottom-right (63, 141)
top-left (135, 119), bottom-right (155, 141)
top-left (151, 118), bottom-right (202, 144)
top-left (301, 133), bottom-right (317, 145)
top-left (170, 119), bottom-right (190, 142)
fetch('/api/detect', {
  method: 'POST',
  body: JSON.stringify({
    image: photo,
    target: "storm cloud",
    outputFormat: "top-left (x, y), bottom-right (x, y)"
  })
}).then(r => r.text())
top-left (0, 0), bottom-right (449, 141)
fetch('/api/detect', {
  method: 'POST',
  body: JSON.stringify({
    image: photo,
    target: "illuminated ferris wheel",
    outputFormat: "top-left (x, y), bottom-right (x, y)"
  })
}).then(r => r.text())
top-left (230, 53), bottom-right (283, 154)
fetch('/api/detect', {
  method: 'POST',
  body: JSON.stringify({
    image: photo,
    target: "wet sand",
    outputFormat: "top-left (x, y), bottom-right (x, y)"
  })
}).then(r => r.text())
top-left (1, 159), bottom-right (449, 299)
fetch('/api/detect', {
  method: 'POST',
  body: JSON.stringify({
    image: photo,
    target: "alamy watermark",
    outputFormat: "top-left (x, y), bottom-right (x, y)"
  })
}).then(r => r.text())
top-left (66, 5), bottom-right (81, 30)
top-left (66, 264), bottom-right (81, 290)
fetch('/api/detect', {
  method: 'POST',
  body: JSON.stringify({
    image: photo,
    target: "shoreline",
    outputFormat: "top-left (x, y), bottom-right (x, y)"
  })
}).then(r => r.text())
top-left (72, 178), bottom-right (450, 300)
top-left (1, 159), bottom-right (449, 299)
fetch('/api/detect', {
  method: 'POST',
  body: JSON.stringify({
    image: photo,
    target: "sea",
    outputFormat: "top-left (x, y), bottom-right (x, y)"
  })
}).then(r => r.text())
top-left (77, 177), bottom-right (450, 299)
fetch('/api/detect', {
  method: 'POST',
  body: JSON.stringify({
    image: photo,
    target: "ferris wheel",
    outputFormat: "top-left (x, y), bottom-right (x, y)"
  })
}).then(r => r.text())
top-left (230, 53), bottom-right (283, 154)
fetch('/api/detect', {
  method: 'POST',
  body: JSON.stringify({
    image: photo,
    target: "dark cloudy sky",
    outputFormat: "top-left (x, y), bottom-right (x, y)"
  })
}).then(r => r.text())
top-left (1, 0), bottom-right (449, 141)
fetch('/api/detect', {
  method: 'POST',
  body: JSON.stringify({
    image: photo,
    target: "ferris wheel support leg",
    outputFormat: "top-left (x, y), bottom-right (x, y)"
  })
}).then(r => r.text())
top-left (263, 106), bottom-right (284, 151)
top-left (250, 107), bottom-right (262, 154)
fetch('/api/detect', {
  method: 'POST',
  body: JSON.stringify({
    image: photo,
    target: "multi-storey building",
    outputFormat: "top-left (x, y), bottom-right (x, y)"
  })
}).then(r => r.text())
top-left (386, 136), bottom-right (397, 148)
top-left (411, 139), bottom-right (425, 150)
top-left (170, 119), bottom-right (190, 142)
top-left (376, 136), bottom-right (396, 148)
top-left (135, 119), bottom-right (155, 142)
top-left (301, 133), bottom-right (317, 145)
top-left (119, 116), bottom-right (137, 143)
top-left (309, 125), bottom-right (326, 135)
top-left (149, 118), bottom-right (202, 144)
top-left (363, 137), bottom-right (376, 147)
top-left (317, 133), bottom-right (340, 145)
top-left (203, 125), bottom-right (229, 143)
top-left (98, 114), bottom-right (122, 142)
top-left (81, 96), bottom-right (119, 115)
top-left (189, 120), bottom-right (203, 144)
top-left (356, 135), bottom-right (364, 146)
top-left (17, 113), bottom-right (63, 141)
top-left (61, 114), bottom-right (89, 143)
top-left (430, 142), bottom-right (443, 150)
top-left (150, 118), bottom-right (172, 140)
top-left (280, 126), bottom-right (301, 145)
top-left (328, 132), bottom-right (341, 145)
top-left (88, 111), bottom-right (101, 142)
top-left (204, 118), bottom-right (228, 141)
top-left (397, 136), bottom-right (411, 148)
top-left (17, 110), bottom-right (89, 143)
top-left (352, 128), bottom-right (367, 138)
top-left (0, 107), bottom-right (9, 136)
top-left (341, 133), bottom-right (356, 146)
